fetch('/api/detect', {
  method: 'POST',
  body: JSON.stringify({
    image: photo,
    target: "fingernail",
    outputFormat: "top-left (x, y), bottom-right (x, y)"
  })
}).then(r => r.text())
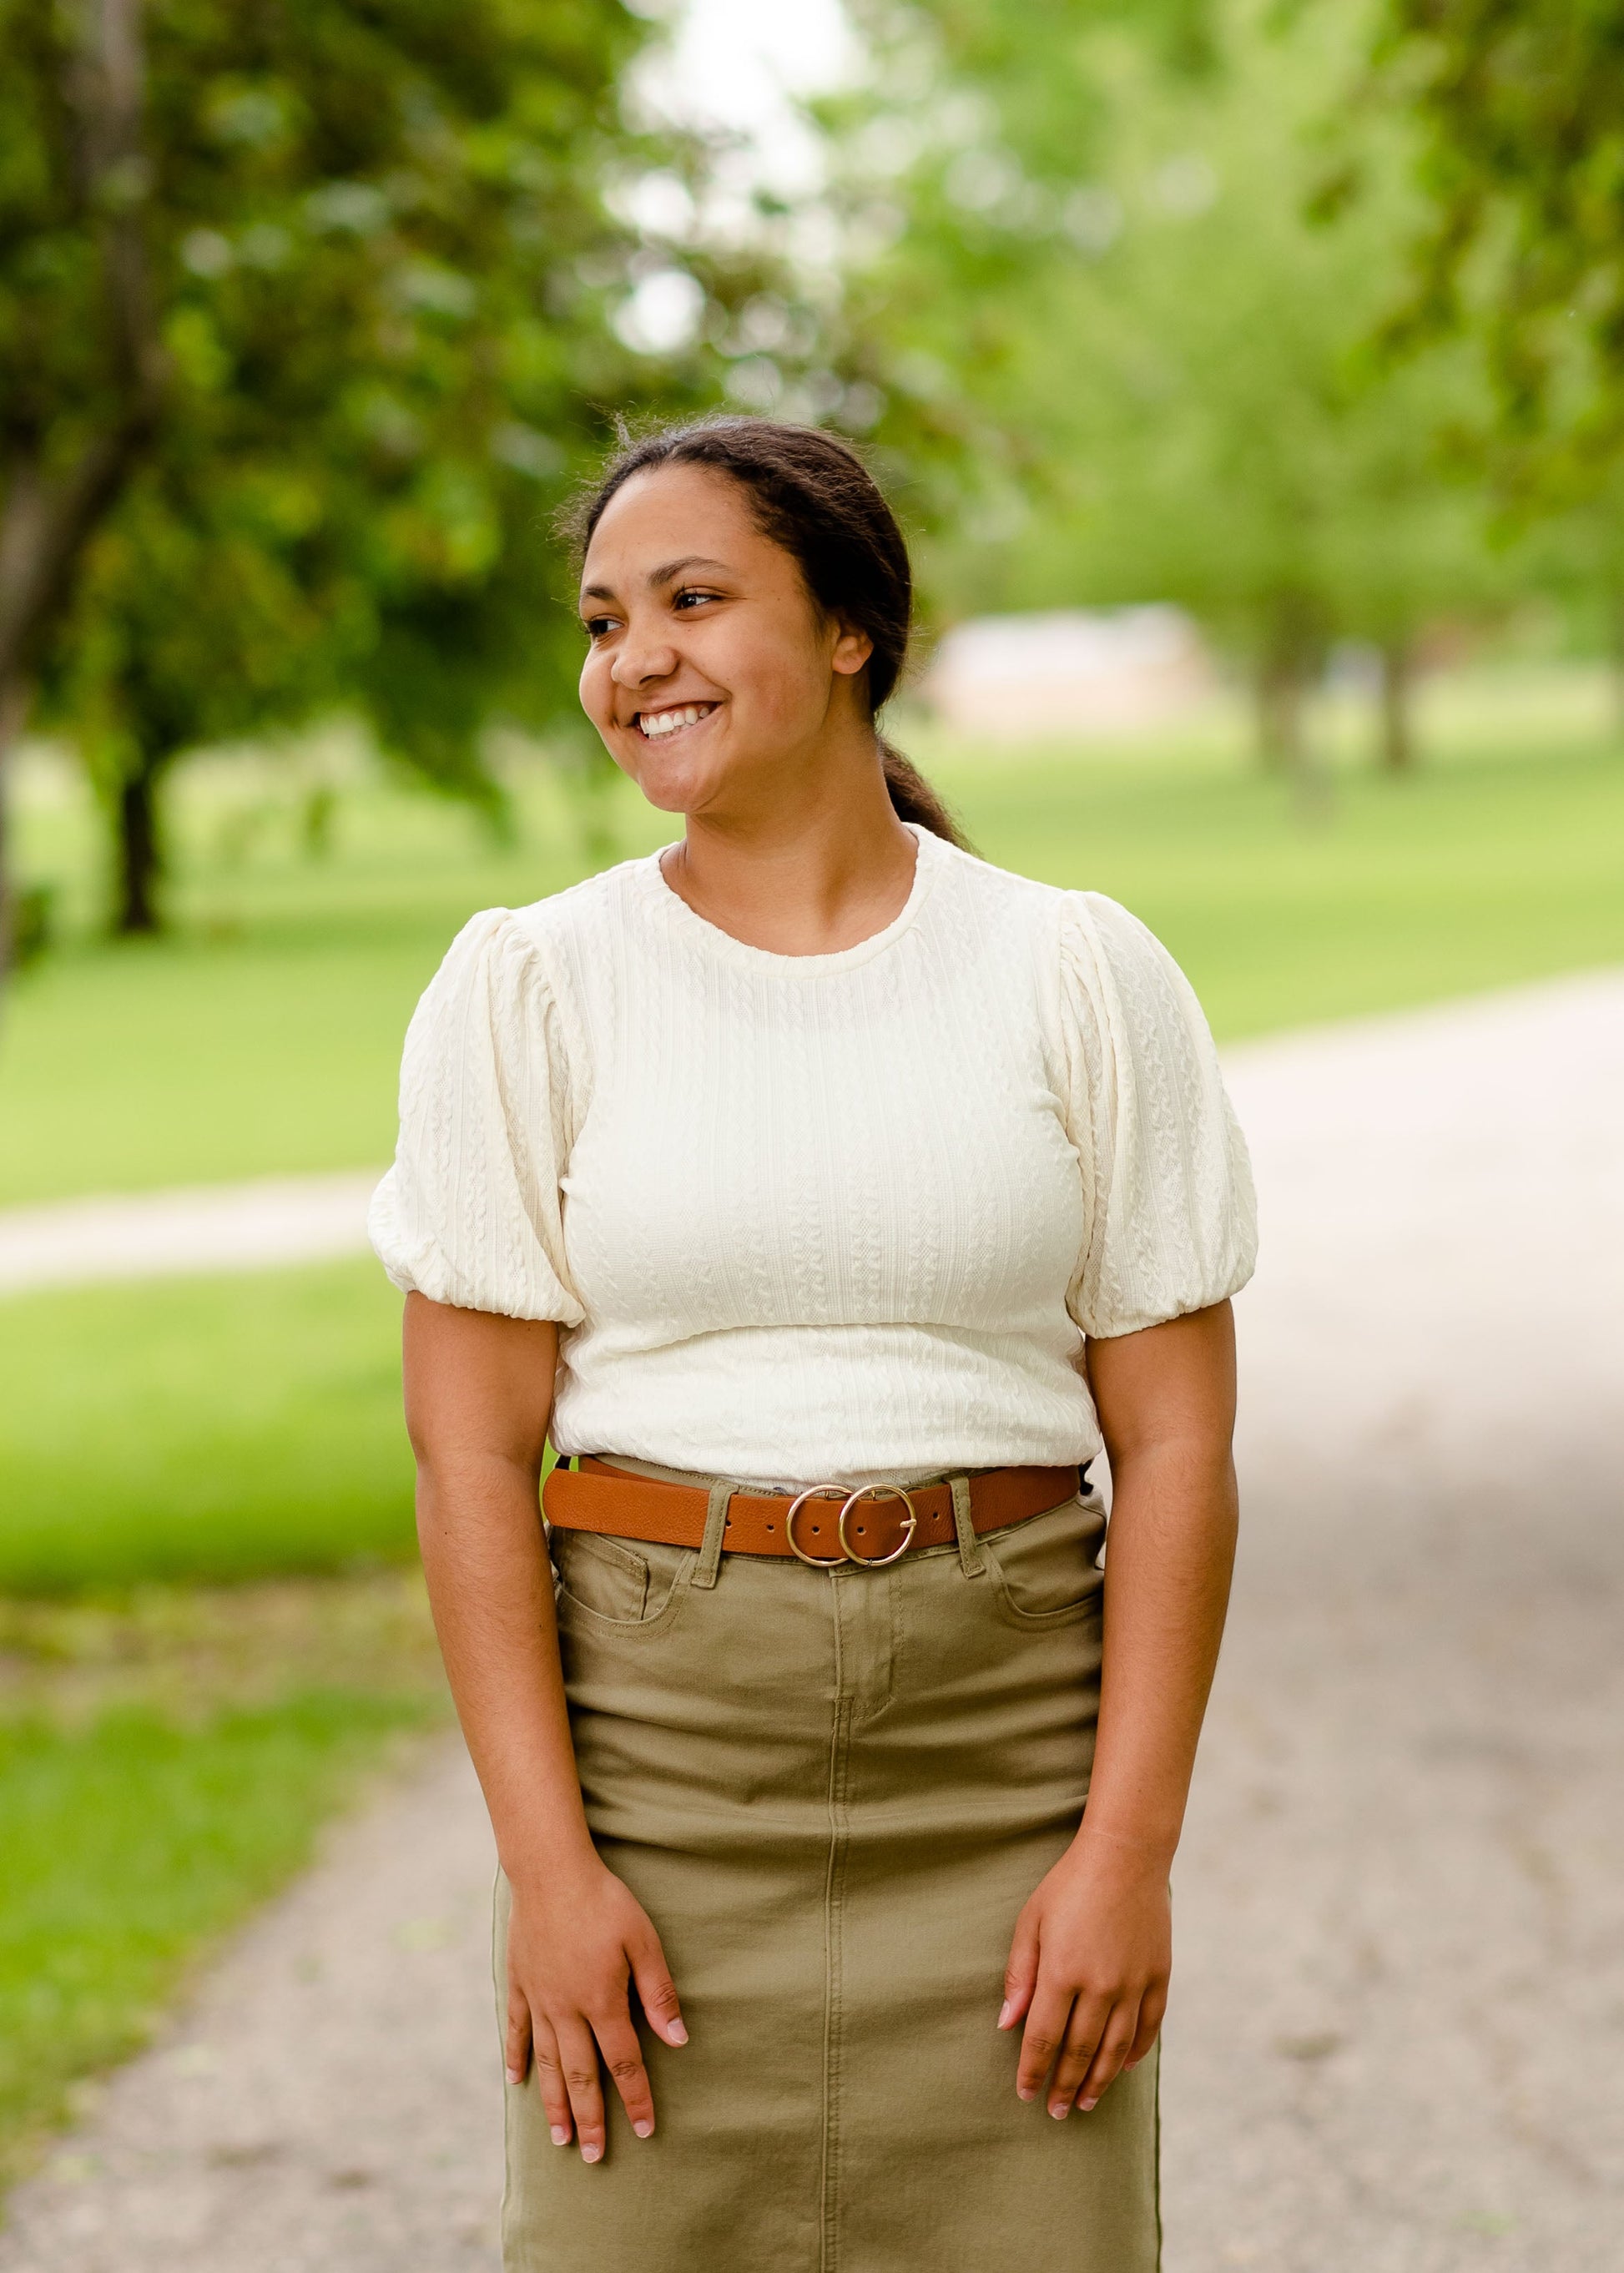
top-left (1017, 2085), bottom-right (1036, 2103)
top-left (1051, 2102), bottom-right (1069, 2120)
top-left (997, 2000), bottom-right (1015, 2029)
top-left (506, 2068), bottom-right (522, 2087)
top-left (550, 2125), bottom-right (569, 2146)
top-left (633, 2119), bottom-right (653, 2139)
top-left (581, 2144), bottom-right (602, 2165)
top-left (1080, 2097), bottom-right (1097, 2112)
top-left (668, 2020), bottom-right (688, 2045)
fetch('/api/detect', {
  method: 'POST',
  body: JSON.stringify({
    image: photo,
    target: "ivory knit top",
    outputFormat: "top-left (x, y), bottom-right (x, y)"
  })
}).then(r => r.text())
top-left (368, 824), bottom-right (1257, 1488)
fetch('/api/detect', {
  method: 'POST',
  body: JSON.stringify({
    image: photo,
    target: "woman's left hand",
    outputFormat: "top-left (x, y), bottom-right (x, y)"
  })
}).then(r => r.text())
top-left (998, 1826), bottom-right (1172, 2119)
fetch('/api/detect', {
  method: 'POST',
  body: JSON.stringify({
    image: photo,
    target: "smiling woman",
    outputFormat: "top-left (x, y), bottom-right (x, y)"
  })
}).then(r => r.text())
top-left (566, 419), bottom-right (966, 957)
top-left (367, 415), bottom-right (1256, 2272)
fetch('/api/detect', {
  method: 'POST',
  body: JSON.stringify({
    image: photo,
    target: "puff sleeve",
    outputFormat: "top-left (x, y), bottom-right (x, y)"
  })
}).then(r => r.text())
top-left (367, 910), bottom-right (585, 1325)
top-left (1057, 892), bottom-right (1257, 1340)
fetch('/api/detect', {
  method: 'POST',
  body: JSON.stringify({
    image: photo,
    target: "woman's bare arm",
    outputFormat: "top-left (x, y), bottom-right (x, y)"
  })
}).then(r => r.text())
top-left (403, 1293), bottom-right (686, 2163)
top-left (1000, 1298), bottom-right (1239, 2119)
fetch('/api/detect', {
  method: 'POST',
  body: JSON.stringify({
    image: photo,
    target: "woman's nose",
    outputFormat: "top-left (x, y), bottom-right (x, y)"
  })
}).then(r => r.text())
top-left (611, 635), bottom-right (678, 688)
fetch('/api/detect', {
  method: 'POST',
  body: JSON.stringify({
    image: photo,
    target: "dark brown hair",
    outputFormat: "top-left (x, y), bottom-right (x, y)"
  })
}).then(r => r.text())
top-left (566, 416), bottom-right (968, 848)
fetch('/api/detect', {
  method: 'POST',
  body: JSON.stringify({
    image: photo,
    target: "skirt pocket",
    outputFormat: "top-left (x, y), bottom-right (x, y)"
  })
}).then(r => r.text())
top-left (982, 1493), bottom-right (1107, 1628)
top-left (549, 1528), bottom-right (693, 1630)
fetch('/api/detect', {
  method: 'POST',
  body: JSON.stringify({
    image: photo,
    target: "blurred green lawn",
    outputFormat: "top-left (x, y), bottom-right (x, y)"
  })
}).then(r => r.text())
top-left (0, 1259), bottom-right (412, 1592)
top-left (0, 1261), bottom-right (431, 2183)
top-left (0, 1688), bottom-right (440, 2186)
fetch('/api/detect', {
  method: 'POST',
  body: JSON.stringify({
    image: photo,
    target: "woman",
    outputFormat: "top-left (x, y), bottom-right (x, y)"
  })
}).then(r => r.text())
top-left (370, 416), bottom-right (1256, 2272)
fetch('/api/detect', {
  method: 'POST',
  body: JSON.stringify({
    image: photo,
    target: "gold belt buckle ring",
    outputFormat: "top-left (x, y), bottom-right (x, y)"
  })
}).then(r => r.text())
top-left (784, 1486), bottom-right (848, 1567)
top-left (840, 1483), bottom-right (919, 1566)
top-left (786, 1482), bottom-right (919, 1567)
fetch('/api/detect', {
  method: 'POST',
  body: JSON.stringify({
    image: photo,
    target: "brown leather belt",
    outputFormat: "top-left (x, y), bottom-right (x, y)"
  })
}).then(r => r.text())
top-left (542, 1456), bottom-right (1082, 1567)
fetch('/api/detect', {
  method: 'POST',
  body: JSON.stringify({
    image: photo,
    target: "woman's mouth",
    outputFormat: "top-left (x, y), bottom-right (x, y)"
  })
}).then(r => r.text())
top-left (635, 703), bottom-right (718, 741)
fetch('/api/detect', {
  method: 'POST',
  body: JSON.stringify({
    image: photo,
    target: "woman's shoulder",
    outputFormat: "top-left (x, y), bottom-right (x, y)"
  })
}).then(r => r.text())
top-left (928, 838), bottom-right (1157, 967)
top-left (501, 850), bottom-right (656, 957)
top-left (424, 853), bottom-right (655, 998)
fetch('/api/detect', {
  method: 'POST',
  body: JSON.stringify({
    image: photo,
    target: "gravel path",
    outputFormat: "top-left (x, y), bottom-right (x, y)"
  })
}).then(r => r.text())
top-left (2, 968), bottom-right (1620, 2271)
top-left (0, 1171), bottom-right (381, 1295)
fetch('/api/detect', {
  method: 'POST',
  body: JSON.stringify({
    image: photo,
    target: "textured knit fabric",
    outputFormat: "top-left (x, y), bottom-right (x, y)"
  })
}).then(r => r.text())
top-left (497, 1474), bottom-right (1161, 2273)
top-left (369, 825), bottom-right (1255, 1486)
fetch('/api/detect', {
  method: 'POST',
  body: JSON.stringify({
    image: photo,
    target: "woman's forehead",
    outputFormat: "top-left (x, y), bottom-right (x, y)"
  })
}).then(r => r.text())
top-left (581, 465), bottom-right (789, 590)
top-left (588, 462), bottom-right (753, 550)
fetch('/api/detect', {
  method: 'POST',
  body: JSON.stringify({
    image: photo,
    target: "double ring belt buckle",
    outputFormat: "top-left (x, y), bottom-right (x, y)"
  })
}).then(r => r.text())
top-left (785, 1482), bottom-right (919, 1569)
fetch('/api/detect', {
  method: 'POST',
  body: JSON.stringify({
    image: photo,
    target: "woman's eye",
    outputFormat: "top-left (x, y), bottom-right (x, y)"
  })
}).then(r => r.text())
top-left (583, 616), bottom-right (616, 639)
top-left (673, 588), bottom-right (719, 612)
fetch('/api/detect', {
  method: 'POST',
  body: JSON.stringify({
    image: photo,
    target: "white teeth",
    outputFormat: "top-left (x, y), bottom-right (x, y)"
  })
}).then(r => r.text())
top-left (639, 703), bottom-right (713, 738)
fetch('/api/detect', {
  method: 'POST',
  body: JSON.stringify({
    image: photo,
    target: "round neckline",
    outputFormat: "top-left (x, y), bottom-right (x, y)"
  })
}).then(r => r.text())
top-left (635, 823), bottom-right (943, 974)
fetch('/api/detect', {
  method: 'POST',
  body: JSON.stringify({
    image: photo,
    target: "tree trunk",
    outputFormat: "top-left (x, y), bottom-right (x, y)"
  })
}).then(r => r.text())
top-left (1377, 638), bottom-right (1416, 772)
top-left (0, 3), bottom-right (164, 699)
top-left (114, 764), bottom-right (162, 935)
top-left (1253, 649), bottom-right (1311, 773)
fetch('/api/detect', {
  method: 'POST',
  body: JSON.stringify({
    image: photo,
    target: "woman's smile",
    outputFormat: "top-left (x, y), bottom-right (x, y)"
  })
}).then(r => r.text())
top-left (634, 701), bottom-right (719, 741)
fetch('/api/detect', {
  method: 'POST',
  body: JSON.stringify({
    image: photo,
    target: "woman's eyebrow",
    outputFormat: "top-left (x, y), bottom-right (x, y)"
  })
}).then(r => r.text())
top-left (647, 554), bottom-right (731, 586)
top-left (577, 556), bottom-right (730, 608)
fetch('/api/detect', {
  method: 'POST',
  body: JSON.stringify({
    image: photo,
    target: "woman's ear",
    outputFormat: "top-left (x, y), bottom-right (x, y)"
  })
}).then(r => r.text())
top-left (831, 622), bottom-right (874, 678)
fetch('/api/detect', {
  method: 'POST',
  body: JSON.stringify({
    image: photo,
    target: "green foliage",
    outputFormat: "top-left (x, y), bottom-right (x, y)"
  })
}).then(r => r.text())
top-left (820, 0), bottom-right (1518, 763)
top-left (0, 0), bottom-right (699, 930)
top-left (0, 1260), bottom-right (416, 1590)
top-left (1374, 0), bottom-right (1624, 479)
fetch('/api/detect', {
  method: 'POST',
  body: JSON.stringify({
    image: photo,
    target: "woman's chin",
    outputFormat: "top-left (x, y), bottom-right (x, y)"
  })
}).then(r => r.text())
top-left (625, 748), bottom-right (729, 818)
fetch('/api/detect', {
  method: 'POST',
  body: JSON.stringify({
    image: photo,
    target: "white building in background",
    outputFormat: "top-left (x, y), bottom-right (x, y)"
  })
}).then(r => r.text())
top-left (920, 607), bottom-right (1215, 739)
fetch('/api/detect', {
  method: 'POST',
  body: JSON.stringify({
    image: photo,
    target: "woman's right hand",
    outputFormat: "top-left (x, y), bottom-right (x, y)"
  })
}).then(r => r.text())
top-left (504, 1852), bottom-right (688, 2162)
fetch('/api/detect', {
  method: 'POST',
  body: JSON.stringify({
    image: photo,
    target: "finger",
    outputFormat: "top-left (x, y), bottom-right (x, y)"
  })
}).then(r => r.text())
top-left (530, 2013), bottom-right (574, 2147)
top-left (1123, 1979), bottom-right (1169, 2074)
top-left (593, 2008), bottom-right (656, 2138)
top-left (504, 1984), bottom-right (533, 2089)
top-left (1072, 2001), bottom-right (1142, 2115)
top-left (1046, 1993), bottom-right (1113, 2117)
top-left (1000, 1906), bottom-right (1041, 2031)
top-left (556, 2015), bottom-right (608, 2163)
top-left (1016, 1986), bottom-right (1076, 2103)
top-left (628, 1927), bottom-right (688, 2049)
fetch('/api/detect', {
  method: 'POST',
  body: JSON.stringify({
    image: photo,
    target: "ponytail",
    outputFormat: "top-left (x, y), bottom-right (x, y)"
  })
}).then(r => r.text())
top-left (879, 738), bottom-right (970, 849)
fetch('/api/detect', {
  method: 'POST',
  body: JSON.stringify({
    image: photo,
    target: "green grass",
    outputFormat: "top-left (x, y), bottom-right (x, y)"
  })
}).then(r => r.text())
top-left (927, 736), bottom-right (1624, 1036)
top-left (0, 1687), bottom-right (438, 2185)
top-left (0, 1257), bottom-right (414, 1592)
top-left (1, 755), bottom-right (666, 1207)
top-left (4, 693), bottom-right (1624, 1205)
top-left (0, 1570), bottom-right (449, 2186)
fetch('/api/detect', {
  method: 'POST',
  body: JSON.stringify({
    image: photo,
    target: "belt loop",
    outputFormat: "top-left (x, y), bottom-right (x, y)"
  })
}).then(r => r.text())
top-left (693, 1480), bottom-right (732, 1590)
top-left (950, 1474), bottom-right (986, 1578)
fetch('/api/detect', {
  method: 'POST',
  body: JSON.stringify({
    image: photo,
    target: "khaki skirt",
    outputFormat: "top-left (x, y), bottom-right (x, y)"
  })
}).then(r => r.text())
top-left (497, 1469), bottom-right (1160, 2272)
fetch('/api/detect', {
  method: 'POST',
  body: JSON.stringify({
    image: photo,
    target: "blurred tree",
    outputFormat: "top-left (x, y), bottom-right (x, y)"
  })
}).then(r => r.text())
top-left (1374, 0), bottom-right (1624, 475)
top-left (820, 0), bottom-right (1513, 771)
top-left (0, 0), bottom-right (692, 945)
top-left (1369, 2), bottom-right (1624, 731)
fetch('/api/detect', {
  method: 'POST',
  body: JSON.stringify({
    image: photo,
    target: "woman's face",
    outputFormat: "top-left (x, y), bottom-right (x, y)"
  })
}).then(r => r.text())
top-left (577, 463), bottom-right (872, 819)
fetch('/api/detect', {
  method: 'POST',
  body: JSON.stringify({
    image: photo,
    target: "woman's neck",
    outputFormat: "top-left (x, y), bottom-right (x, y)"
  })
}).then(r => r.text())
top-left (660, 743), bottom-right (920, 958)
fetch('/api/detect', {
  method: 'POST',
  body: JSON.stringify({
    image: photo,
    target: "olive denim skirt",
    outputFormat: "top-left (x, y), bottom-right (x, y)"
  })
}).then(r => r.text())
top-left (496, 1471), bottom-right (1160, 2272)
